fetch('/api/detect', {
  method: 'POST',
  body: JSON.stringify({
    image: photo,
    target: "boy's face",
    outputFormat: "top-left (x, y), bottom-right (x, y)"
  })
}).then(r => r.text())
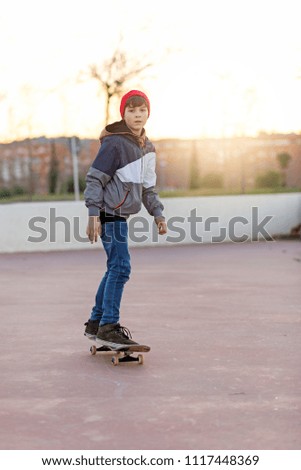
top-left (124, 103), bottom-right (148, 135)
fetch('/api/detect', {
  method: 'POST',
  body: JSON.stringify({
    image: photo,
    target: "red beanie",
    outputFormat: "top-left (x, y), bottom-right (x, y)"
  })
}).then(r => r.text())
top-left (120, 90), bottom-right (150, 118)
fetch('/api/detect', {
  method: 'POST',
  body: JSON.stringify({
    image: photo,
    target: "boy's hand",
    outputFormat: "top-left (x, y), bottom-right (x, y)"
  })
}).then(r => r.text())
top-left (156, 220), bottom-right (167, 235)
top-left (86, 216), bottom-right (101, 243)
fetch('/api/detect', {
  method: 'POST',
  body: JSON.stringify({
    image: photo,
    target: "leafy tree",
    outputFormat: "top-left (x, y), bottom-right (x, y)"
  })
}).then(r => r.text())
top-left (189, 144), bottom-right (201, 189)
top-left (48, 139), bottom-right (59, 194)
top-left (276, 152), bottom-right (292, 187)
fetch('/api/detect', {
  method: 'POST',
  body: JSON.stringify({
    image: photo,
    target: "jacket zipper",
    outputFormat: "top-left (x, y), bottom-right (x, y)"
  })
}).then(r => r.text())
top-left (114, 190), bottom-right (130, 210)
top-left (141, 155), bottom-right (144, 183)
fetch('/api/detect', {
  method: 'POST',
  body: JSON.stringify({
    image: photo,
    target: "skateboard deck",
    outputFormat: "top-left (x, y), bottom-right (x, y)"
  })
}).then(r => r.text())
top-left (89, 342), bottom-right (150, 366)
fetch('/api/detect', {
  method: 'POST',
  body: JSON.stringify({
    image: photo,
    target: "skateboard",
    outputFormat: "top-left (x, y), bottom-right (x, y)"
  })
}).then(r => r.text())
top-left (89, 343), bottom-right (150, 366)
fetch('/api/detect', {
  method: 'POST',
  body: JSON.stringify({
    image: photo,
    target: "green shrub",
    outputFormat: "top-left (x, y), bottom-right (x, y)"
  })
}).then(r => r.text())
top-left (0, 187), bottom-right (12, 198)
top-left (255, 171), bottom-right (281, 188)
top-left (61, 175), bottom-right (86, 194)
top-left (12, 186), bottom-right (27, 196)
top-left (201, 173), bottom-right (224, 188)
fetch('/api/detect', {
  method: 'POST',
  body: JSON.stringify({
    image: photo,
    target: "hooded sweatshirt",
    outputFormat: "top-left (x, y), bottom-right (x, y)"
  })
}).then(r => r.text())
top-left (84, 120), bottom-right (164, 220)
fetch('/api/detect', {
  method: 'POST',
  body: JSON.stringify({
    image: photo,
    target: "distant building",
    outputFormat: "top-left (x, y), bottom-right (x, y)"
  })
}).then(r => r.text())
top-left (0, 133), bottom-right (300, 195)
top-left (0, 137), bottom-right (99, 195)
top-left (155, 134), bottom-right (301, 190)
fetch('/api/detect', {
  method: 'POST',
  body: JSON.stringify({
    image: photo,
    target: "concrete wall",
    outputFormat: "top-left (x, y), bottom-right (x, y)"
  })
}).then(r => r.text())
top-left (0, 193), bottom-right (300, 253)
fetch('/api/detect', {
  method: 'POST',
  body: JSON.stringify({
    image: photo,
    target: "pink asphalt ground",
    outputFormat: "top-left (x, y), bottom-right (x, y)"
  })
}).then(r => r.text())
top-left (0, 240), bottom-right (300, 450)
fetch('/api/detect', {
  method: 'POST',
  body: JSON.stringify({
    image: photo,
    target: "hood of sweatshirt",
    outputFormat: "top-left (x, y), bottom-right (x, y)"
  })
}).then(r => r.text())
top-left (99, 120), bottom-right (147, 148)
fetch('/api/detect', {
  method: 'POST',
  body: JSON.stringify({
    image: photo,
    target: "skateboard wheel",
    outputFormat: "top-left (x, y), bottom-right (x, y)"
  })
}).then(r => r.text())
top-left (138, 354), bottom-right (144, 365)
top-left (90, 345), bottom-right (97, 355)
top-left (112, 357), bottom-right (119, 366)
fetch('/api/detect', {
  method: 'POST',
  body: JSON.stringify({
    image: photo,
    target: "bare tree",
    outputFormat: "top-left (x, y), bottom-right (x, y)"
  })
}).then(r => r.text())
top-left (88, 45), bottom-right (153, 124)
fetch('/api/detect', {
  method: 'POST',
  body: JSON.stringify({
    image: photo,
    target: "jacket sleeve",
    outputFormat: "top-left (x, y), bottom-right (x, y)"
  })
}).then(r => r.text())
top-left (142, 152), bottom-right (165, 221)
top-left (84, 139), bottom-right (120, 216)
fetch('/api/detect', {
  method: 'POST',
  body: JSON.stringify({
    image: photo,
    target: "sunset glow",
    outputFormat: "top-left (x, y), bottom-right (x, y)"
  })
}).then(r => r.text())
top-left (1, 0), bottom-right (301, 141)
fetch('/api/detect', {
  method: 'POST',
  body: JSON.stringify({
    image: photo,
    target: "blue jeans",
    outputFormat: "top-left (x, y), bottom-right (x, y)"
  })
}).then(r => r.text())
top-left (90, 221), bottom-right (131, 325)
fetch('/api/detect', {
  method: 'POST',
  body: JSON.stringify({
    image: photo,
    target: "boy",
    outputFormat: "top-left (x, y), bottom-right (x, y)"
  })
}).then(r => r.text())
top-left (84, 90), bottom-right (167, 349)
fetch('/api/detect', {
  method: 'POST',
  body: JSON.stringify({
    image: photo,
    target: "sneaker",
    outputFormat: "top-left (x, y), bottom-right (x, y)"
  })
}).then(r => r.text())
top-left (96, 323), bottom-right (139, 350)
top-left (84, 319), bottom-right (99, 339)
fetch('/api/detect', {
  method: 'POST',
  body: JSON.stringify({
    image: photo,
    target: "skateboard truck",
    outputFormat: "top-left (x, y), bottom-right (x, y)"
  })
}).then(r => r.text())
top-left (89, 345), bottom-right (145, 366)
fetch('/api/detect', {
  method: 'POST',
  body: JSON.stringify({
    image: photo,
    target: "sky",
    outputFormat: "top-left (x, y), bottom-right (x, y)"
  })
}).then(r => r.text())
top-left (1, 0), bottom-right (301, 141)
